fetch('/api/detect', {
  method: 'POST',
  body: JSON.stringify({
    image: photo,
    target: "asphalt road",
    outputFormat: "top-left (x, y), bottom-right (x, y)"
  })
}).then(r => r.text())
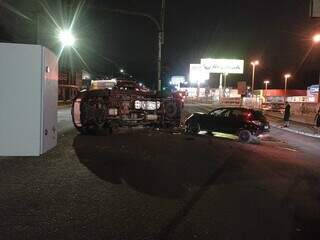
top-left (57, 107), bottom-right (74, 133)
top-left (0, 105), bottom-right (320, 239)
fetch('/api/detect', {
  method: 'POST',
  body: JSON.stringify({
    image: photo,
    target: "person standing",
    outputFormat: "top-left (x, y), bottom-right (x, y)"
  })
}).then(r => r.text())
top-left (283, 102), bottom-right (291, 127)
top-left (315, 107), bottom-right (320, 134)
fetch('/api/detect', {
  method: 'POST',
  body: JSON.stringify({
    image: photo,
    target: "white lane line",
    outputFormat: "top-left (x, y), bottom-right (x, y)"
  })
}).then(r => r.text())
top-left (280, 147), bottom-right (298, 152)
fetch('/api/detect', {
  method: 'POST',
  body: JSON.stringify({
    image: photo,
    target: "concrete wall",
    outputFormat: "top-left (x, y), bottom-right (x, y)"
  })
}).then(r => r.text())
top-left (290, 102), bottom-right (319, 115)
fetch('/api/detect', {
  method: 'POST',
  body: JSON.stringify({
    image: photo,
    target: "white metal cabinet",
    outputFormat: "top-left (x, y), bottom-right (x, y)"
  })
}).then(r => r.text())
top-left (0, 43), bottom-right (58, 156)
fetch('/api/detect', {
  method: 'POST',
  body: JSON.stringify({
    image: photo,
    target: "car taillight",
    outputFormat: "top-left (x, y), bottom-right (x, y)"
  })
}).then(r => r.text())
top-left (245, 112), bottom-right (253, 121)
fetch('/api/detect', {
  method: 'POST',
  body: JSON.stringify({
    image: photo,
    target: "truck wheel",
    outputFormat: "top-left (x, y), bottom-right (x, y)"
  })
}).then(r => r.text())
top-left (165, 102), bottom-right (177, 119)
top-left (238, 130), bottom-right (252, 143)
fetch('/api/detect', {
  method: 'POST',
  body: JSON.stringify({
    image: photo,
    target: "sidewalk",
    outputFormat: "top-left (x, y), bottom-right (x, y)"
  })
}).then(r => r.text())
top-left (265, 111), bottom-right (316, 125)
top-left (266, 112), bottom-right (320, 138)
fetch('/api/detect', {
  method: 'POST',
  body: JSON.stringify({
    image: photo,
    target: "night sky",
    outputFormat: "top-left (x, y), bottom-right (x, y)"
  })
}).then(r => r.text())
top-left (1, 0), bottom-right (320, 89)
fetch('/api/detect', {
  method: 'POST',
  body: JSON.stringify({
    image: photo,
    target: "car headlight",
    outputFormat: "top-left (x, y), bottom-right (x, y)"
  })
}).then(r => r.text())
top-left (135, 100), bottom-right (142, 109)
top-left (143, 101), bottom-right (157, 111)
top-left (136, 101), bottom-right (160, 111)
top-left (157, 101), bottom-right (161, 109)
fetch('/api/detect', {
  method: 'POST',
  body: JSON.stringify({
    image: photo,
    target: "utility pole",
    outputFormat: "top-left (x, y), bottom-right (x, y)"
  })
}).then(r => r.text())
top-left (32, 7), bottom-right (41, 45)
top-left (158, 0), bottom-right (166, 91)
top-left (284, 74), bottom-right (291, 102)
top-left (94, 0), bottom-right (165, 92)
top-left (219, 73), bottom-right (223, 101)
top-left (318, 73), bottom-right (320, 103)
top-left (250, 60), bottom-right (259, 96)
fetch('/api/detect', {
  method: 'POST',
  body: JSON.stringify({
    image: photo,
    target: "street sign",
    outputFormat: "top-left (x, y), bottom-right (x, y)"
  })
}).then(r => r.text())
top-left (189, 64), bottom-right (210, 83)
top-left (201, 58), bottom-right (244, 74)
top-left (311, 0), bottom-right (320, 17)
top-left (237, 81), bottom-right (247, 95)
top-left (308, 84), bottom-right (319, 94)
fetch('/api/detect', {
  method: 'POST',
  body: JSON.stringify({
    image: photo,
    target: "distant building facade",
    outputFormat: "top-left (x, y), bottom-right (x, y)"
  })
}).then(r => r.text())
top-left (255, 89), bottom-right (316, 103)
top-left (58, 68), bottom-right (84, 102)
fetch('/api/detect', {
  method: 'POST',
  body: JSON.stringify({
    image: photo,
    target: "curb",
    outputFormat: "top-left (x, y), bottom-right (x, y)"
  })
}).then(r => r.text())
top-left (270, 123), bottom-right (320, 139)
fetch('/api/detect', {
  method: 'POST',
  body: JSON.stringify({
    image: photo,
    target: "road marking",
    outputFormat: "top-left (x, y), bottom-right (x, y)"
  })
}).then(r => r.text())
top-left (281, 147), bottom-right (298, 152)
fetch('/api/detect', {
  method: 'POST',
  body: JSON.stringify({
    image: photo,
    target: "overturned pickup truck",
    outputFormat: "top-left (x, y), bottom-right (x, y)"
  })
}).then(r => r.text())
top-left (72, 80), bottom-right (183, 134)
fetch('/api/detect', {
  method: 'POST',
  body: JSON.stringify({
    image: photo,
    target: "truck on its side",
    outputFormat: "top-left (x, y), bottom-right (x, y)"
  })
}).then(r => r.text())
top-left (71, 80), bottom-right (182, 134)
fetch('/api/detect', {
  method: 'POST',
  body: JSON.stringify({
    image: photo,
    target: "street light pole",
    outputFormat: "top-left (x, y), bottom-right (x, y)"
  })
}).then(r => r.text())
top-left (251, 60), bottom-right (259, 95)
top-left (95, 1), bottom-right (165, 91)
top-left (223, 73), bottom-right (228, 96)
top-left (264, 80), bottom-right (270, 99)
top-left (314, 34), bottom-right (320, 103)
top-left (158, 31), bottom-right (163, 91)
top-left (158, 0), bottom-right (166, 91)
top-left (284, 74), bottom-right (291, 101)
top-left (264, 80), bottom-right (270, 91)
top-left (252, 64), bottom-right (255, 91)
top-left (318, 73), bottom-right (320, 103)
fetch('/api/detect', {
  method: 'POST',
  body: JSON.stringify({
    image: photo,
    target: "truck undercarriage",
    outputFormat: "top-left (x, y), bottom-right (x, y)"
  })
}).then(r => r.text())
top-left (71, 81), bottom-right (182, 134)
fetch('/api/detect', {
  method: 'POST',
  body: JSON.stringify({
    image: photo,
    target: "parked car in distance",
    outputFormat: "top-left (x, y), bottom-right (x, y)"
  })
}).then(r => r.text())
top-left (185, 107), bottom-right (270, 142)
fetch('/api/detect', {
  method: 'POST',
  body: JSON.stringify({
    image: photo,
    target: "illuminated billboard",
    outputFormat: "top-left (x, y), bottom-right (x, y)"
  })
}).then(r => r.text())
top-left (189, 64), bottom-right (210, 83)
top-left (201, 58), bottom-right (244, 74)
top-left (170, 76), bottom-right (186, 85)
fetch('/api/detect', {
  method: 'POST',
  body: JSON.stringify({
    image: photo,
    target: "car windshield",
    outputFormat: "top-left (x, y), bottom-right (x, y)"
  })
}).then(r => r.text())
top-left (209, 109), bottom-right (226, 116)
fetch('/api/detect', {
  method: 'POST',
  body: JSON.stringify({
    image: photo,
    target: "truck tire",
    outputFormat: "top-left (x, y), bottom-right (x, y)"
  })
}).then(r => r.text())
top-left (165, 102), bottom-right (177, 119)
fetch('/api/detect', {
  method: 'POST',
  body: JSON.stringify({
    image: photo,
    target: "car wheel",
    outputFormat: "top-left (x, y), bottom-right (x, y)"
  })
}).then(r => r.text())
top-left (238, 129), bottom-right (252, 143)
top-left (186, 122), bottom-right (200, 134)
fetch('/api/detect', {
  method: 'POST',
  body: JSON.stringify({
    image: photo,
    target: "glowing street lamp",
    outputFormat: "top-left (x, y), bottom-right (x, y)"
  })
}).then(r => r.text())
top-left (58, 29), bottom-right (75, 47)
top-left (284, 74), bottom-right (291, 100)
top-left (313, 34), bottom-right (320, 103)
top-left (313, 34), bottom-right (320, 44)
top-left (264, 80), bottom-right (270, 91)
top-left (120, 69), bottom-right (125, 74)
top-left (250, 60), bottom-right (259, 95)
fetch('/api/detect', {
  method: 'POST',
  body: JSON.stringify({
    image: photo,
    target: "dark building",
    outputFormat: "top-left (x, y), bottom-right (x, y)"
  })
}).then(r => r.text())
top-left (58, 67), bottom-right (83, 102)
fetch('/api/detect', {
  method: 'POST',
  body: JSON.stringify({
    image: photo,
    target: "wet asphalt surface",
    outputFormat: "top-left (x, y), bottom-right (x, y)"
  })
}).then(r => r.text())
top-left (0, 105), bottom-right (320, 239)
